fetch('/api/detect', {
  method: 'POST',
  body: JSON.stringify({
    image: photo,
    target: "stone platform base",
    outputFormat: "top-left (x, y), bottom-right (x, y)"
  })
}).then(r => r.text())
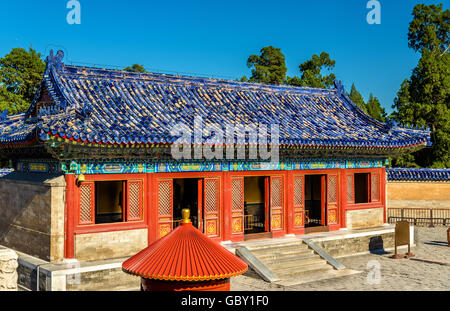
top-left (15, 251), bottom-right (140, 291)
top-left (11, 225), bottom-right (415, 291)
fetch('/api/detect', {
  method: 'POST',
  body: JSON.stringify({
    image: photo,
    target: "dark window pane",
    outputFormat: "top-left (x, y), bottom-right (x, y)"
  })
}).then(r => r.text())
top-left (95, 181), bottom-right (124, 224)
top-left (354, 173), bottom-right (370, 204)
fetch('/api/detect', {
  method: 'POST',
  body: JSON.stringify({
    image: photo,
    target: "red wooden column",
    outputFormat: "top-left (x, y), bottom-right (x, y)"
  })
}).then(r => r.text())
top-left (321, 175), bottom-right (327, 226)
top-left (379, 168), bottom-right (387, 223)
top-left (339, 169), bottom-right (348, 228)
top-left (64, 174), bottom-right (75, 259)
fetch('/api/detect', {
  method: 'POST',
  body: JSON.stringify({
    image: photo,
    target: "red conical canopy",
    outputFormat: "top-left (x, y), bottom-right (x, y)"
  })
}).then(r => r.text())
top-left (122, 220), bottom-right (248, 282)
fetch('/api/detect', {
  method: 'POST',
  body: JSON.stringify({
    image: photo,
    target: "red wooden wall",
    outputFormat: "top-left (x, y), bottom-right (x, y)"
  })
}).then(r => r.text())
top-left (64, 167), bottom-right (386, 259)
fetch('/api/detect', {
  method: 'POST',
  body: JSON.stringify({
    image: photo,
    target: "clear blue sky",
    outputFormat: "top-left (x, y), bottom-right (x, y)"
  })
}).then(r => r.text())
top-left (0, 0), bottom-right (447, 114)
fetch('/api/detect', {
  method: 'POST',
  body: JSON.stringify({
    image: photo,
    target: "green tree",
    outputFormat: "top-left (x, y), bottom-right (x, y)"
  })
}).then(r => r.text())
top-left (287, 52), bottom-right (336, 88)
top-left (0, 47), bottom-right (45, 114)
top-left (392, 3), bottom-right (449, 168)
top-left (348, 83), bottom-right (368, 113)
top-left (239, 76), bottom-right (248, 82)
top-left (408, 3), bottom-right (449, 55)
top-left (124, 64), bottom-right (146, 73)
top-left (246, 46), bottom-right (287, 85)
top-left (366, 93), bottom-right (386, 122)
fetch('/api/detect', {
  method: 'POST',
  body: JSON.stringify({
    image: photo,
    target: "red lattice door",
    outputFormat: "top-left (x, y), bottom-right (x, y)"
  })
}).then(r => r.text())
top-left (156, 179), bottom-right (173, 238)
top-left (326, 174), bottom-right (339, 226)
top-left (79, 182), bottom-right (95, 225)
top-left (371, 173), bottom-right (380, 203)
top-left (293, 175), bottom-right (305, 228)
top-left (346, 174), bottom-right (355, 204)
top-left (231, 177), bottom-right (244, 235)
top-left (270, 176), bottom-right (284, 231)
top-left (126, 180), bottom-right (143, 221)
top-left (203, 178), bottom-right (220, 238)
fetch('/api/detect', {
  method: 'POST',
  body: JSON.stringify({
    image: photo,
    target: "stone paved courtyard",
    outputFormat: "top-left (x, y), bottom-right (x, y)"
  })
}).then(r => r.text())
top-left (231, 227), bottom-right (450, 291)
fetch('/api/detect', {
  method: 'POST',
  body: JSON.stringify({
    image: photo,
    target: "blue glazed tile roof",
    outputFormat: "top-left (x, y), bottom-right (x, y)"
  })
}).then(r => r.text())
top-left (0, 113), bottom-right (37, 144)
top-left (387, 167), bottom-right (450, 181)
top-left (0, 50), bottom-right (431, 152)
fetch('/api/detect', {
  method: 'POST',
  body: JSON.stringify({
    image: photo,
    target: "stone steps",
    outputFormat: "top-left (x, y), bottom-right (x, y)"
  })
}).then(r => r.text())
top-left (262, 252), bottom-right (319, 264)
top-left (248, 241), bottom-right (309, 252)
top-left (254, 248), bottom-right (314, 261)
top-left (240, 240), bottom-right (362, 286)
top-left (265, 254), bottom-right (323, 269)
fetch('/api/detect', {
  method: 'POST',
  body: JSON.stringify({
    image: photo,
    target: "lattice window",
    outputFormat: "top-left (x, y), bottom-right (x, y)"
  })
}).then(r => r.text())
top-left (127, 181), bottom-right (143, 221)
top-left (293, 176), bottom-right (304, 207)
top-left (371, 173), bottom-right (380, 202)
top-left (79, 183), bottom-right (94, 224)
top-left (158, 181), bottom-right (172, 216)
top-left (347, 174), bottom-right (354, 203)
top-left (232, 178), bottom-right (243, 211)
top-left (327, 175), bottom-right (337, 203)
top-left (205, 179), bottom-right (219, 213)
top-left (271, 178), bottom-right (282, 207)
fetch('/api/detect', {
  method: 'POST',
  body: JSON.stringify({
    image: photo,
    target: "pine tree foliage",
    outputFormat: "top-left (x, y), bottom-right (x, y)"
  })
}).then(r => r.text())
top-left (392, 3), bottom-right (450, 168)
top-left (0, 47), bottom-right (45, 114)
top-left (246, 46), bottom-right (287, 85)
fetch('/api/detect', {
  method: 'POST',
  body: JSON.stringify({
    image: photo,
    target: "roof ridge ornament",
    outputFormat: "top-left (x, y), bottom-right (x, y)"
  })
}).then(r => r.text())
top-left (0, 110), bottom-right (8, 121)
top-left (77, 101), bottom-right (93, 121)
top-left (46, 50), bottom-right (65, 71)
top-left (384, 118), bottom-right (398, 134)
top-left (334, 80), bottom-right (345, 96)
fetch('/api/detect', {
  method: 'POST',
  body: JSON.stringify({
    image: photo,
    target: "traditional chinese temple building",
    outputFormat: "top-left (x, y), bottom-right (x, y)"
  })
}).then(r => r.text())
top-left (0, 50), bottom-right (431, 265)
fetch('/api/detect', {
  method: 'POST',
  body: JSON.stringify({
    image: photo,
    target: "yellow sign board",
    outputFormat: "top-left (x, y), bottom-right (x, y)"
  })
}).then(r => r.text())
top-left (395, 221), bottom-right (410, 246)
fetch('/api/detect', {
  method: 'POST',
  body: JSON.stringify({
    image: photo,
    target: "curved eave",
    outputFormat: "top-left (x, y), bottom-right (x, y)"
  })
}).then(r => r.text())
top-left (45, 132), bottom-right (430, 152)
top-left (121, 267), bottom-right (248, 282)
top-left (0, 135), bottom-right (39, 149)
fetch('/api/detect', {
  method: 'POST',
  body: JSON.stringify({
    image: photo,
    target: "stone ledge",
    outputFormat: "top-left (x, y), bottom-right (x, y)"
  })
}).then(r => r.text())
top-left (310, 226), bottom-right (396, 243)
top-left (15, 251), bottom-right (139, 291)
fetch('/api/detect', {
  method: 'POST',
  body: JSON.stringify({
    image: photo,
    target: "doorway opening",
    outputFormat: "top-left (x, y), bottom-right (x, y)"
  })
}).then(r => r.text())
top-left (95, 181), bottom-right (124, 224)
top-left (354, 173), bottom-right (370, 204)
top-left (173, 178), bottom-right (199, 229)
top-left (243, 176), bottom-right (269, 236)
top-left (305, 175), bottom-right (328, 231)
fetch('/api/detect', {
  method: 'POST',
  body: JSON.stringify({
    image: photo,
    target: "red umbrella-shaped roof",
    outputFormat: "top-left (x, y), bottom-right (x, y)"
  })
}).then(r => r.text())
top-left (122, 210), bottom-right (248, 282)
